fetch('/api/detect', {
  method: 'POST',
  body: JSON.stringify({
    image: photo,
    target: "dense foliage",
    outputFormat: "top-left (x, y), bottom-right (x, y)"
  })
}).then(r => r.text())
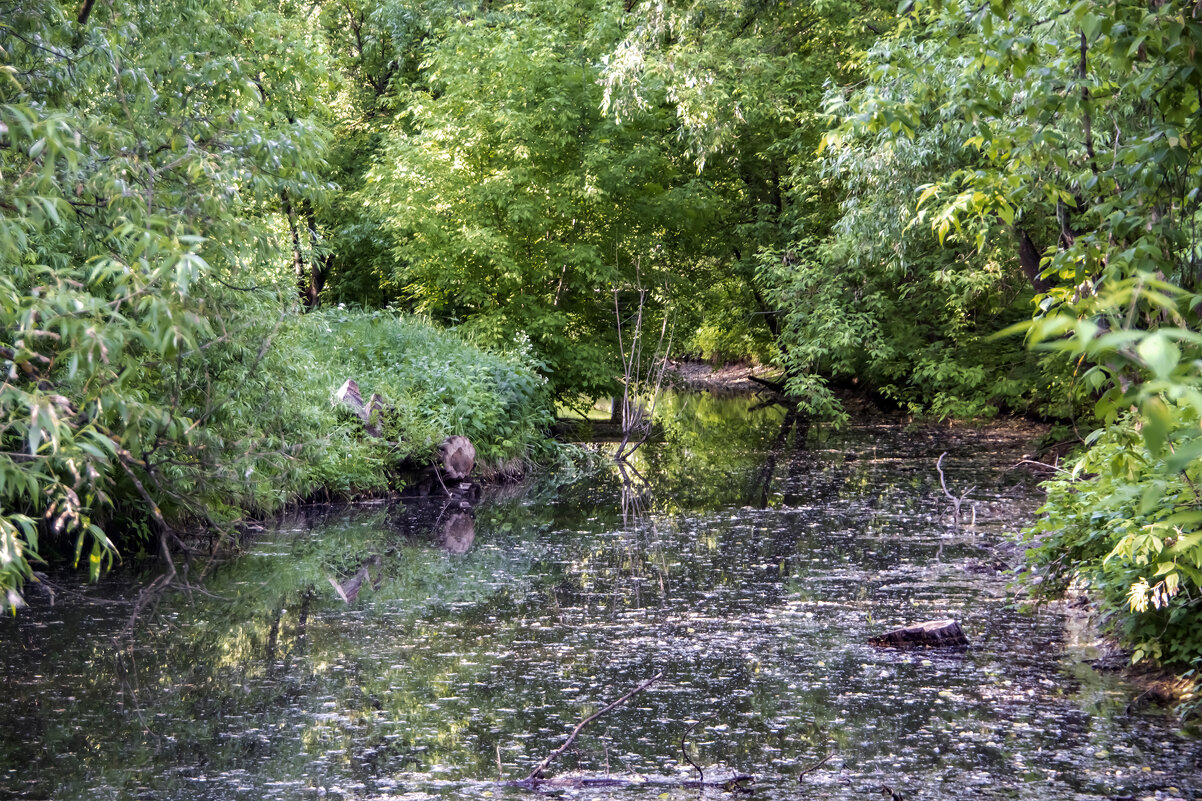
top-left (0, 0), bottom-right (551, 608)
top-left (827, 0), bottom-right (1202, 678)
top-left (0, 0), bottom-right (326, 602)
top-left (3, 0), bottom-right (1201, 690)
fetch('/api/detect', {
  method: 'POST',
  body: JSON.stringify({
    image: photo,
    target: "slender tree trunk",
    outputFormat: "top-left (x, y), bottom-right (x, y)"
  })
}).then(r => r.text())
top-left (1015, 227), bottom-right (1052, 293)
top-left (281, 189), bottom-right (307, 304)
top-left (77, 0), bottom-right (96, 25)
top-left (302, 200), bottom-right (324, 309)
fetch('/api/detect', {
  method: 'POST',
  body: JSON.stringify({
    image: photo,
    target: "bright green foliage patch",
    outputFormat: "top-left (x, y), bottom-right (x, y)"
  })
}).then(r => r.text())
top-left (268, 309), bottom-right (553, 492)
top-left (356, 0), bottom-right (726, 399)
top-left (1028, 410), bottom-right (1202, 668)
top-left (828, 0), bottom-right (1202, 681)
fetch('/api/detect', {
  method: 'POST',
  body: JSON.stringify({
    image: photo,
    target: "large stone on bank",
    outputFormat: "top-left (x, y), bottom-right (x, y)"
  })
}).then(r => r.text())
top-left (869, 619), bottom-right (969, 648)
top-left (438, 435), bottom-right (476, 479)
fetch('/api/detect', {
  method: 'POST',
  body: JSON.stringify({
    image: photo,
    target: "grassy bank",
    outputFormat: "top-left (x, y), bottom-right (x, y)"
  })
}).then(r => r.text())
top-left (2, 306), bottom-right (556, 608)
top-left (245, 308), bottom-right (555, 502)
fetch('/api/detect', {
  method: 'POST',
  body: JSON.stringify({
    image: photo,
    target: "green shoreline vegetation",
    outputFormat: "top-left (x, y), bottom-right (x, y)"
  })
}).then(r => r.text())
top-left (2, 0), bottom-right (1200, 710)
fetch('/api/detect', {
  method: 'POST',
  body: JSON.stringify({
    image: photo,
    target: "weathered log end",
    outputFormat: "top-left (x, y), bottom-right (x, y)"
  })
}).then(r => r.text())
top-left (439, 435), bottom-right (476, 479)
top-left (869, 618), bottom-right (969, 649)
top-left (365, 393), bottom-right (385, 436)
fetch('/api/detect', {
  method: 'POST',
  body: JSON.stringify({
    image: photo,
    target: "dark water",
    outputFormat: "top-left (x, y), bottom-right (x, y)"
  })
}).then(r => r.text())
top-left (2, 394), bottom-right (1199, 800)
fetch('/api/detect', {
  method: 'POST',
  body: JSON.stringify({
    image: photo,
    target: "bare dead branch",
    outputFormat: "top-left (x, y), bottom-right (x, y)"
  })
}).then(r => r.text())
top-left (525, 672), bottom-right (663, 781)
top-left (798, 750), bottom-right (834, 782)
top-left (681, 718), bottom-right (707, 784)
top-left (935, 452), bottom-right (975, 528)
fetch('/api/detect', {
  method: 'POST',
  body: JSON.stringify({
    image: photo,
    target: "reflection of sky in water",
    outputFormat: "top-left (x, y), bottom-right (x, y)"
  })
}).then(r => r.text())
top-left (1, 393), bottom-right (1199, 801)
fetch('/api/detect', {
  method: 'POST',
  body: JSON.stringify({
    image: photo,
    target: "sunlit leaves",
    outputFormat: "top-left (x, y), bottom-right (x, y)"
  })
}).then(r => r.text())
top-left (825, 0), bottom-right (1202, 672)
top-left (362, 0), bottom-right (721, 399)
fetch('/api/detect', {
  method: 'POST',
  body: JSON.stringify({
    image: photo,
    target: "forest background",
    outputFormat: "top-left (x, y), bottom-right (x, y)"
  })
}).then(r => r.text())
top-left (2, 0), bottom-right (1201, 699)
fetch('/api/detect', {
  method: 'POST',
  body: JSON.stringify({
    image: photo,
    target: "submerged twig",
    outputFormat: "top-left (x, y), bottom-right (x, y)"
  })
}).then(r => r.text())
top-left (525, 672), bottom-right (663, 781)
top-left (681, 718), bottom-right (708, 784)
top-left (798, 750), bottom-right (834, 781)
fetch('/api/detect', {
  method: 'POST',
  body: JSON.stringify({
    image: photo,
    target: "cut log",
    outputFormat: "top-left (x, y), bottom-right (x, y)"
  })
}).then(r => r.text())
top-left (439, 435), bottom-right (475, 479)
top-left (869, 619), bottom-right (969, 648)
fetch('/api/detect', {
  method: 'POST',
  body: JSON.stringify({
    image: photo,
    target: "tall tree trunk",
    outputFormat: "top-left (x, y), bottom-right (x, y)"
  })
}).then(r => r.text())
top-left (302, 200), bottom-right (324, 309)
top-left (281, 190), bottom-right (306, 304)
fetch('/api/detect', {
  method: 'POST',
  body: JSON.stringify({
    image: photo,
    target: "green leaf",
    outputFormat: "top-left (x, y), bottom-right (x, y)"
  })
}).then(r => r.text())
top-left (1140, 397), bottom-right (1172, 456)
top-left (1137, 333), bottom-right (1180, 379)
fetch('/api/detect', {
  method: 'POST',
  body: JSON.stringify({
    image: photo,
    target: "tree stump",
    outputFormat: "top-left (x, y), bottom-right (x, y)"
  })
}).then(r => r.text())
top-left (869, 619), bottom-right (969, 648)
top-left (334, 379), bottom-right (384, 437)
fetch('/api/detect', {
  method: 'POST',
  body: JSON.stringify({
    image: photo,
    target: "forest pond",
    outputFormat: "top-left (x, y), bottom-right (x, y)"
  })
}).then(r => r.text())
top-left (3, 393), bottom-right (1200, 800)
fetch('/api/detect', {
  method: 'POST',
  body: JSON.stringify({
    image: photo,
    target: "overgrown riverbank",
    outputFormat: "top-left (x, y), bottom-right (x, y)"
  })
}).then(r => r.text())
top-left (2, 306), bottom-right (557, 609)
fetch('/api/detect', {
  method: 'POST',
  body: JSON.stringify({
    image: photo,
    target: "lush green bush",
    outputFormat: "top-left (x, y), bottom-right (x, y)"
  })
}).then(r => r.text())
top-left (1026, 407), bottom-right (1202, 671)
top-left (262, 308), bottom-right (555, 491)
top-left (682, 277), bottom-right (778, 366)
top-left (0, 0), bottom-right (331, 604)
top-left (758, 125), bottom-right (1065, 421)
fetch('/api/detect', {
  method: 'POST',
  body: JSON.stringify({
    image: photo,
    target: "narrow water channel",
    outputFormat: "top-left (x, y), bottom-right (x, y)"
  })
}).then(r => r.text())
top-left (2, 394), bottom-right (1199, 800)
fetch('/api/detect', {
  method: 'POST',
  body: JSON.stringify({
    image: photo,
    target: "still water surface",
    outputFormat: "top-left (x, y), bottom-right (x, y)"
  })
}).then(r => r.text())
top-left (3, 394), bottom-right (1199, 800)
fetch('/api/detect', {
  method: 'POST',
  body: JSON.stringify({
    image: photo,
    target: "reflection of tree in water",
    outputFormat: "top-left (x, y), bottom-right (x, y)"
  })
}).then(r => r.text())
top-left (745, 403), bottom-right (809, 509)
top-left (0, 494), bottom-right (551, 797)
top-left (616, 460), bottom-right (652, 527)
top-left (385, 498), bottom-right (477, 556)
top-left (629, 393), bottom-right (791, 511)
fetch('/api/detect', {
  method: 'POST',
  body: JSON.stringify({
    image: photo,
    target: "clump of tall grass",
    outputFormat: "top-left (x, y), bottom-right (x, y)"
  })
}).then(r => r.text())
top-left (217, 308), bottom-right (556, 509)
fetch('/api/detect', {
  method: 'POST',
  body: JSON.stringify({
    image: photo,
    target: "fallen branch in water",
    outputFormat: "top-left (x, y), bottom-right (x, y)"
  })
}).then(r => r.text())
top-left (1009, 458), bottom-right (1072, 475)
top-left (681, 718), bottom-right (708, 783)
top-left (524, 672), bottom-right (663, 782)
top-left (798, 750), bottom-right (835, 782)
top-left (510, 773), bottom-right (755, 791)
top-left (936, 452), bottom-right (975, 528)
